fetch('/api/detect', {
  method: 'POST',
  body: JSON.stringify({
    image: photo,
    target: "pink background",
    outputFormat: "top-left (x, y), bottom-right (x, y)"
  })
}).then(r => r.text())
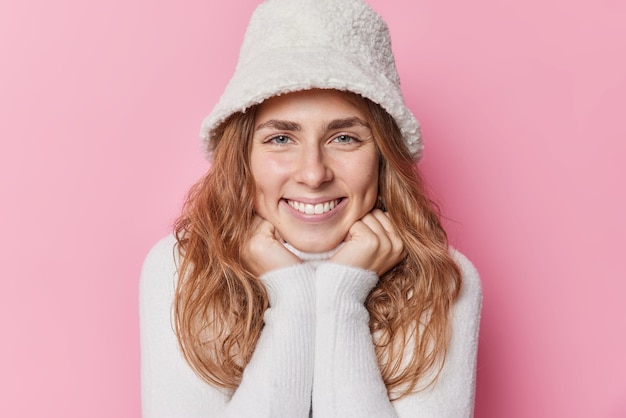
top-left (1, 0), bottom-right (624, 416)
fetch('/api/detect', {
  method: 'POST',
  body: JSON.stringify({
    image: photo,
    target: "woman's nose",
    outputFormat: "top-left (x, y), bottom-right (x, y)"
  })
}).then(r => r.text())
top-left (293, 145), bottom-right (333, 188)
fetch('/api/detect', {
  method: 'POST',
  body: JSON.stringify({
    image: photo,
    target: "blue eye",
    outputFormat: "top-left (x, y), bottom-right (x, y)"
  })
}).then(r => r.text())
top-left (334, 134), bottom-right (357, 144)
top-left (269, 135), bottom-right (291, 144)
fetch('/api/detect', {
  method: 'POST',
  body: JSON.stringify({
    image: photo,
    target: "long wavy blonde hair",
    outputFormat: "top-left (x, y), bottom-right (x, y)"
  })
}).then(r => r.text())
top-left (173, 91), bottom-right (461, 399)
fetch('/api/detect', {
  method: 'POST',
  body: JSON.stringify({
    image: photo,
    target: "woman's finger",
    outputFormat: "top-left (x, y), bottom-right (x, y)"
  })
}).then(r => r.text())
top-left (359, 210), bottom-right (389, 241)
top-left (243, 216), bottom-right (301, 276)
top-left (367, 210), bottom-right (406, 263)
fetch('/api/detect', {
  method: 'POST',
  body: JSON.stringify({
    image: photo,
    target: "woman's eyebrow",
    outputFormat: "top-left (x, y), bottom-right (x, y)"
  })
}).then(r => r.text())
top-left (326, 117), bottom-right (369, 131)
top-left (255, 120), bottom-right (301, 131)
top-left (255, 117), bottom-right (369, 132)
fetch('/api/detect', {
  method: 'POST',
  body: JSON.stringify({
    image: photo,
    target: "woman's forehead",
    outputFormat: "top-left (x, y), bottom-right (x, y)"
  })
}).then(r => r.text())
top-left (254, 89), bottom-right (370, 127)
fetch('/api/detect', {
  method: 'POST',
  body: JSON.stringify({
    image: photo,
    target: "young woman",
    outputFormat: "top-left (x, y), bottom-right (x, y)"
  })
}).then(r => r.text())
top-left (140, 1), bottom-right (482, 417)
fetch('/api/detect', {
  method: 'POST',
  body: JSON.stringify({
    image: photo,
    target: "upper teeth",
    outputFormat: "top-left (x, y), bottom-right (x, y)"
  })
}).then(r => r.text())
top-left (288, 199), bottom-right (340, 215)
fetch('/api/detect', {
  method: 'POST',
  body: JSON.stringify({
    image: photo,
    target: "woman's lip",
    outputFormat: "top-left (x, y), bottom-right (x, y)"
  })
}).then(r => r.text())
top-left (281, 198), bottom-right (345, 219)
top-left (286, 198), bottom-right (341, 215)
top-left (283, 197), bottom-right (343, 205)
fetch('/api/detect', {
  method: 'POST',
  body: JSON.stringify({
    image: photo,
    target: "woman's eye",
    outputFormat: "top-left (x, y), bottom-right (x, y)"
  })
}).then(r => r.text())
top-left (268, 135), bottom-right (291, 144)
top-left (333, 134), bottom-right (358, 144)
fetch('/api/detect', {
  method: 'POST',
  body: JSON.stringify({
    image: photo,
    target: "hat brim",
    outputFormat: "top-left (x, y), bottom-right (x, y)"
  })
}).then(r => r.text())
top-left (200, 48), bottom-right (421, 159)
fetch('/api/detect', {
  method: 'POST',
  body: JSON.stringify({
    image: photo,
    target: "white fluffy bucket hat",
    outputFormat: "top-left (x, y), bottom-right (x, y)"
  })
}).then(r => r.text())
top-left (200, 0), bottom-right (422, 160)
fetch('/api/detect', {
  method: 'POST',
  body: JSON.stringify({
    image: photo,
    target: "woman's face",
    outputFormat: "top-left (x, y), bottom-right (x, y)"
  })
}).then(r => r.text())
top-left (250, 89), bottom-right (380, 253)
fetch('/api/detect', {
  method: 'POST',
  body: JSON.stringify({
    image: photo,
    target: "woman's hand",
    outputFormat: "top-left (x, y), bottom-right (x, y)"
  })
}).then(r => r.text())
top-left (330, 209), bottom-right (405, 277)
top-left (242, 216), bottom-right (302, 276)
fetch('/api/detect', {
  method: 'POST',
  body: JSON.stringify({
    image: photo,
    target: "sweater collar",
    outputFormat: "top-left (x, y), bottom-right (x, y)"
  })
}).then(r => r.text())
top-left (283, 242), bottom-right (343, 262)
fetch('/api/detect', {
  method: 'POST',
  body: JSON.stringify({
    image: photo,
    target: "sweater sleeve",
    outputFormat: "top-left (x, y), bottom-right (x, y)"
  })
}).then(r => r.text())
top-left (225, 263), bottom-right (316, 417)
top-left (140, 235), bottom-right (316, 418)
top-left (312, 263), bottom-right (398, 418)
top-left (392, 250), bottom-right (483, 418)
top-left (311, 251), bottom-right (482, 418)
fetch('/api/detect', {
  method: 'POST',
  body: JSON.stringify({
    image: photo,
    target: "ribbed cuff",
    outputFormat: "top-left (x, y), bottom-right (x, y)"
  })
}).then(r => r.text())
top-left (261, 263), bottom-right (316, 313)
top-left (315, 263), bottom-right (378, 320)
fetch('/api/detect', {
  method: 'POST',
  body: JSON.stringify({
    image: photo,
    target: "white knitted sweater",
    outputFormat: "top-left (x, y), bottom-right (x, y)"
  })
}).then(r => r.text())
top-left (140, 234), bottom-right (482, 417)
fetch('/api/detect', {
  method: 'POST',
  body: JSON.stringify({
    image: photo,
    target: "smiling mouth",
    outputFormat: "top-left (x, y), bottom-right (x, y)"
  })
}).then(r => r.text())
top-left (286, 198), bottom-right (342, 215)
